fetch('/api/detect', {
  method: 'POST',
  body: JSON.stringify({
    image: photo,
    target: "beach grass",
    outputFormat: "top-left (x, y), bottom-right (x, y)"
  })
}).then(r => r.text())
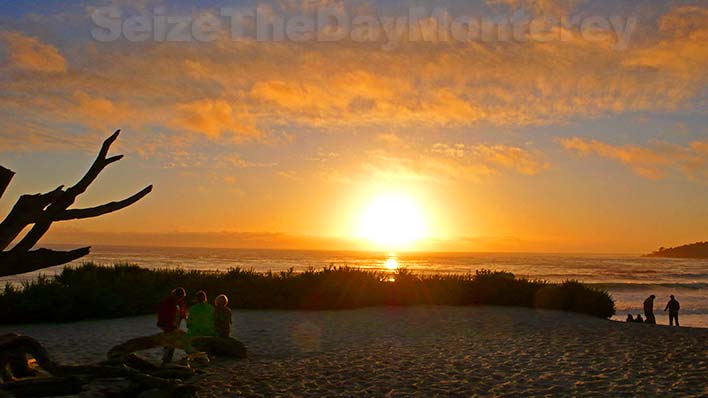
top-left (0, 263), bottom-right (615, 324)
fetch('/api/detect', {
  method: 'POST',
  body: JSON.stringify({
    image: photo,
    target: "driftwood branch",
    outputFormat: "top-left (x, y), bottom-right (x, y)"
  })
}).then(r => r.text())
top-left (0, 166), bottom-right (14, 201)
top-left (0, 247), bottom-right (90, 277)
top-left (11, 130), bottom-right (125, 253)
top-left (0, 186), bottom-right (64, 251)
top-left (0, 334), bottom-right (198, 398)
top-left (0, 129), bottom-right (151, 277)
top-left (0, 333), bottom-right (59, 374)
top-left (56, 185), bottom-right (153, 221)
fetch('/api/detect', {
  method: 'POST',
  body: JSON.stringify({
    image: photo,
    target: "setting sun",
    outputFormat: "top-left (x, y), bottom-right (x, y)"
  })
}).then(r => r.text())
top-left (358, 194), bottom-right (427, 249)
top-left (384, 257), bottom-right (399, 270)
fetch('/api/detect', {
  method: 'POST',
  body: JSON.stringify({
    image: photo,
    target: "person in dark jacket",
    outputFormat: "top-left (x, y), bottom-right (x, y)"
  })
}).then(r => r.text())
top-left (643, 294), bottom-right (656, 324)
top-left (634, 314), bottom-right (644, 323)
top-left (625, 314), bottom-right (635, 322)
top-left (157, 287), bottom-right (187, 365)
top-left (664, 295), bottom-right (680, 327)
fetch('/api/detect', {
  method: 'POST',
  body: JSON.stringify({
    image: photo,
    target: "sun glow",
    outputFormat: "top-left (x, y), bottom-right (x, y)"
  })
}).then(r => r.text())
top-left (358, 194), bottom-right (427, 249)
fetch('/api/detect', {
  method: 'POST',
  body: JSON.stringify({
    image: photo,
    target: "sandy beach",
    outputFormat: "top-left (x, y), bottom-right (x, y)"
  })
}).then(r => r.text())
top-left (2, 306), bottom-right (707, 397)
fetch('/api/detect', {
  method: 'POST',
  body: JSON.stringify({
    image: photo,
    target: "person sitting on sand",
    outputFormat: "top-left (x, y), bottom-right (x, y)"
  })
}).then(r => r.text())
top-left (157, 287), bottom-right (187, 364)
top-left (643, 294), bottom-right (656, 324)
top-left (664, 295), bottom-right (680, 327)
top-left (626, 314), bottom-right (634, 322)
top-left (634, 314), bottom-right (644, 323)
top-left (187, 291), bottom-right (218, 337)
top-left (214, 294), bottom-right (232, 338)
top-left (158, 287), bottom-right (187, 331)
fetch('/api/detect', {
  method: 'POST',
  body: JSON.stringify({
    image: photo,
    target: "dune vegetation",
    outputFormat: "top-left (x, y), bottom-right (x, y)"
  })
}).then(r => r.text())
top-left (0, 263), bottom-right (615, 324)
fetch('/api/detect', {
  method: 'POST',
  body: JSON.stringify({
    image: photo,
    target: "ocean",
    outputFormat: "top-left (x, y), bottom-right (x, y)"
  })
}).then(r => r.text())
top-left (5, 245), bottom-right (707, 328)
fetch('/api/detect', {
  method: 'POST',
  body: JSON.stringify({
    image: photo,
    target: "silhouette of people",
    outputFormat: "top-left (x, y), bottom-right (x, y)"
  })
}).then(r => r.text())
top-left (664, 295), bottom-right (680, 327)
top-left (214, 294), bottom-right (232, 338)
top-left (187, 291), bottom-right (217, 337)
top-left (643, 294), bottom-right (656, 324)
top-left (157, 287), bottom-right (187, 365)
top-left (626, 314), bottom-right (634, 322)
top-left (634, 314), bottom-right (644, 323)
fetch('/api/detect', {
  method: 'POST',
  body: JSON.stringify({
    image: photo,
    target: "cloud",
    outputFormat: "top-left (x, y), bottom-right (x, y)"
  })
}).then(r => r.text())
top-left (0, 31), bottom-right (67, 73)
top-left (0, 4), bottom-right (706, 158)
top-left (560, 137), bottom-right (708, 180)
top-left (327, 142), bottom-right (548, 184)
top-left (624, 6), bottom-right (708, 79)
top-left (472, 144), bottom-right (550, 175)
top-left (431, 143), bottom-right (549, 176)
top-left (432, 143), bottom-right (466, 158)
top-left (486, 0), bottom-right (581, 14)
top-left (308, 151), bottom-right (340, 162)
top-left (172, 99), bottom-right (261, 140)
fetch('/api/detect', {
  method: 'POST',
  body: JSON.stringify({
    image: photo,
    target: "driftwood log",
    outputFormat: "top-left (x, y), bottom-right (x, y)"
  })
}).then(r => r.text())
top-left (0, 333), bottom-right (202, 397)
top-left (108, 332), bottom-right (247, 363)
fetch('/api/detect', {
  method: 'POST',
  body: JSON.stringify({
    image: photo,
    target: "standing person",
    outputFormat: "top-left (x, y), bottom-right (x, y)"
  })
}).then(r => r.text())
top-left (643, 294), bottom-right (656, 324)
top-left (214, 294), bottom-right (232, 338)
top-left (157, 287), bottom-right (187, 365)
top-left (664, 295), bottom-right (680, 327)
top-left (187, 291), bottom-right (217, 337)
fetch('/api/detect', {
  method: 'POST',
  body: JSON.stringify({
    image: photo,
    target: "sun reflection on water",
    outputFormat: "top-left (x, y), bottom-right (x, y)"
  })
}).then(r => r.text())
top-left (384, 257), bottom-right (399, 270)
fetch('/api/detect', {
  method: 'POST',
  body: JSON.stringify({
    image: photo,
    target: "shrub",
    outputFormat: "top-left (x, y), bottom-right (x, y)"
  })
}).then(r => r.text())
top-left (0, 264), bottom-right (615, 324)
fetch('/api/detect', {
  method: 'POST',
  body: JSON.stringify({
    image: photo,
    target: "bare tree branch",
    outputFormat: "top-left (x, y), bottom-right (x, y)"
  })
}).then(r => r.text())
top-left (0, 247), bottom-right (90, 277)
top-left (11, 130), bottom-right (125, 253)
top-left (0, 166), bottom-right (14, 201)
top-left (0, 186), bottom-right (64, 251)
top-left (0, 130), bottom-right (151, 277)
top-left (56, 185), bottom-right (153, 221)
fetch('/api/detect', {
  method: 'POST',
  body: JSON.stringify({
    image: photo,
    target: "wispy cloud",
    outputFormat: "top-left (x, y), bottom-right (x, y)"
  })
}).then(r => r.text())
top-left (321, 142), bottom-right (548, 184)
top-left (0, 31), bottom-right (67, 73)
top-left (560, 137), bottom-right (708, 180)
top-left (432, 143), bottom-right (549, 175)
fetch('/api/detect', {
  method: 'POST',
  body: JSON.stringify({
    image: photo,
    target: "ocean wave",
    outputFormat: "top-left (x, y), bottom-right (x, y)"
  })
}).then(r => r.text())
top-left (591, 283), bottom-right (708, 291)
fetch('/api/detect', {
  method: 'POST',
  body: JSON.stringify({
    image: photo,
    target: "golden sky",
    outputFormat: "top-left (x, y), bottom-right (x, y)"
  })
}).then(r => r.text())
top-left (0, 0), bottom-right (706, 253)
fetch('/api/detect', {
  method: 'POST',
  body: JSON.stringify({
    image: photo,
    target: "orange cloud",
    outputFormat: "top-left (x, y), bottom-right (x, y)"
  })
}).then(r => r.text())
top-left (319, 142), bottom-right (547, 185)
top-left (0, 31), bottom-right (67, 73)
top-left (0, 5), bottom-right (705, 159)
top-left (432, 143), bottom-right (548, 176)
top-left (624, 6), bottom-right (708, 79)
top-left (560, 137), bottom-right (708, 180)
top-left (173, 99), bottom-right (261, 140)
top-left (473, 144), bottom-right (549, 175)
top-left (486, 0), bottom-right (580, 14)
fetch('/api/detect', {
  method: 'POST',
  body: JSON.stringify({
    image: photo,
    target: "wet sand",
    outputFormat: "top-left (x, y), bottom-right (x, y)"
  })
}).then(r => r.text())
top-left (2, 306), bottom-right (707, 397)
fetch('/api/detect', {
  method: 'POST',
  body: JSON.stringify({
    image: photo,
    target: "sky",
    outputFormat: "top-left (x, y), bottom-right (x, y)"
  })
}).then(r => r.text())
top-left (0, 0), bottom-right (706, 253)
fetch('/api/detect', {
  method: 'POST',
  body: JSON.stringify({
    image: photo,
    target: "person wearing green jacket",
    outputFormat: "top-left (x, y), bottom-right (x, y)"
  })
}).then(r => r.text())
top-left (187, 291), bottom-right (218, 337)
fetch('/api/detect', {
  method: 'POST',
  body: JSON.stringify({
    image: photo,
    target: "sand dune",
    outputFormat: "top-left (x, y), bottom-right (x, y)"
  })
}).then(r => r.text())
top-left (1, 306), bottom-right (706, 397)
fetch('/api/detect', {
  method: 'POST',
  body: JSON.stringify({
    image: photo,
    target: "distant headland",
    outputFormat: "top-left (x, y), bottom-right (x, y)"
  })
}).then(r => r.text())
top-left (644, 242), bottom-right (708, 259)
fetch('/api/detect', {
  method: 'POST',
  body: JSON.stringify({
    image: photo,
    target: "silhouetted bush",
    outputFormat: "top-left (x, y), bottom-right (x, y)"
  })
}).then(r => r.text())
top-left (0, 264), bottom-right (615, 324)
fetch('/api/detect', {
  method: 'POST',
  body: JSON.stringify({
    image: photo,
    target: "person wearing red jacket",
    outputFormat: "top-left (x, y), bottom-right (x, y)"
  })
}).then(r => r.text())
top-left (157, 287), bottom-right (187, 364)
